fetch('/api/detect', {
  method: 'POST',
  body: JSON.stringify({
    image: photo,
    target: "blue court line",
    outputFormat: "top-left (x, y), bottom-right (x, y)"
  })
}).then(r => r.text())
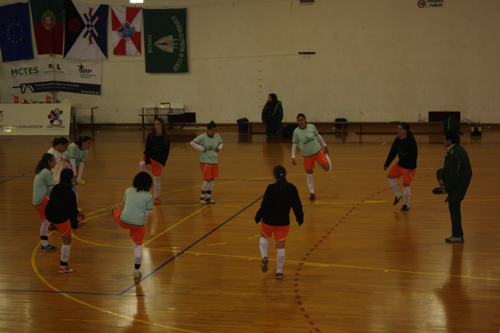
top-left (0, 288), bottom-right (145, 296)
top-left (119, 195), bottom-right (264, 295)
top-left (0, 172), bottom-right (33, 185)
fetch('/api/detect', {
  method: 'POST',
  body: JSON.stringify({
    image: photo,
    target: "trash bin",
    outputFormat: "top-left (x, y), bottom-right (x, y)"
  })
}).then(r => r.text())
top-left (237, 117), bottom-right (249, 133)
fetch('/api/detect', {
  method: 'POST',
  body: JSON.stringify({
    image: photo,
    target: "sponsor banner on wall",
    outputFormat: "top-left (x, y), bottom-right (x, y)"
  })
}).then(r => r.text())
top-left (0, 103), bottom-right (70, 135)
top-left (5, 58), bottom-right (102, 95)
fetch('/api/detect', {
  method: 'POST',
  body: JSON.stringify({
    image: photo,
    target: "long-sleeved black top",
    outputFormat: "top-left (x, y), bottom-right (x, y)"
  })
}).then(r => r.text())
top-left (384, 135), bottom-right (418, 170)
top-left (45, 183), bottom-right (79, 229)
top-left (144, 133), bottom-right (170, 166)
top-left (254, 182), bottom-right (304, 226)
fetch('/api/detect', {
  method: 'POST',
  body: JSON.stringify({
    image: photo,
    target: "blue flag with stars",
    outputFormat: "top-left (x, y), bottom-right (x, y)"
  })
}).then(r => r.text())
top-left (0, 3), bottom-right (34, 62)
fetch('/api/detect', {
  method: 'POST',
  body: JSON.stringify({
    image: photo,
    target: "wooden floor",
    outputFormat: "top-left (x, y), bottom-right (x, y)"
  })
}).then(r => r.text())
top-left (1, 127), bottom-right (499, 333)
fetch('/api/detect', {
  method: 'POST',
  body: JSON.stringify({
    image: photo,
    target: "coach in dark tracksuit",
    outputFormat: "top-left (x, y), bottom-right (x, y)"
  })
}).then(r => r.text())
top-left (437, 131), bottom-right (472, 243)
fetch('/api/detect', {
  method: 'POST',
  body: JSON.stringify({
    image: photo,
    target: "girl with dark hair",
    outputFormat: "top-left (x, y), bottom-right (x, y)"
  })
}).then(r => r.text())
top-left (292, 113), bottom-right (331, 200)
top-left (111, 172), bottom-right (154, 279)
top-left (47, 137), bottom-right (69, 184)
top-left (45, 169), bottom-right (85, 273)
top-left (384, 122), bottom-right (418, 211)
top-left (139, 118), bottom-right (170, 205)
top-left (255, 165), bottom-right (303, 279)
top-left (33, 153), bottom-right (56, 252)
top-left (261, 93), bottom-right (284, 135)
top-left (190, 121), bottom-right (223, 204)
top-left (62, 136), bottom-right (92, 205)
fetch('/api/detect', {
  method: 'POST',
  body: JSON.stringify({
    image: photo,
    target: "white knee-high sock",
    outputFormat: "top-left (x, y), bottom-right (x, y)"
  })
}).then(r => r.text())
top-left (276, 248), bottom-right (285, 273)
top-left (40, 220), bottom-right (49, 247)
top-left (201, 181), bottom-right (209, 199)
top-left (139, 161), bottom-right (147, 172)
top-left (134, 244), bottom-right (143, 271)
top-left (387, 178), bottom-right (401, 197)
top-left (154, 176), bottom-right (161, 198)
top-left (207, 181), bottom-right (214, 199)
top-left (259, 237), bottom-right (269, 258)
top-left (404, 186), bottom-right (411, 205)
top-left (61, 245), bottom-right (71, 265)
top-left (307, 174), bottom-right (314, 194)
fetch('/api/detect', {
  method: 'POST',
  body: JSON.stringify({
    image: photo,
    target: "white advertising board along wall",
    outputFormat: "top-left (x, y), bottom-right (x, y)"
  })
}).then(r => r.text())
top-left (0, 103), bottom-right (70, 135)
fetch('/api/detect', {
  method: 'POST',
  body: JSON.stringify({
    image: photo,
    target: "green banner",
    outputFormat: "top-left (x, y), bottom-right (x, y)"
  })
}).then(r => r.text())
top-left (143, 8), bottom-right (188, 73)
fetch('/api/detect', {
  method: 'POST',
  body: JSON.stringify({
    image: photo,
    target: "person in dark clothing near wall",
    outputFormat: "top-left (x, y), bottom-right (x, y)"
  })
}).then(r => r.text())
top-left (384, 122), bottom-right (419, 212)
top-left (261, 93), bottom-right (283, 135)
top-left (45, 169), bottom-right (85, 274)
top-left (436, 130), bottom-right (472, 243)
top-left (255, 165), bottom-right (303, 279)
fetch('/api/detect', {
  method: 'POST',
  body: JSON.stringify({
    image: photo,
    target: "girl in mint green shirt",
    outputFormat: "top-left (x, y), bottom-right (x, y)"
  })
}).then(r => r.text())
top-left (291, 113), bottom-right (331, 200)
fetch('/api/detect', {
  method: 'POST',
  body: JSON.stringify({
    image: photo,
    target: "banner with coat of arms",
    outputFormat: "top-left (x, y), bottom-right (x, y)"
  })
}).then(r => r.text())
top-left (5, 58), bottom-right (102, 95)
top-left (111, 6), bottom-right (142, 56)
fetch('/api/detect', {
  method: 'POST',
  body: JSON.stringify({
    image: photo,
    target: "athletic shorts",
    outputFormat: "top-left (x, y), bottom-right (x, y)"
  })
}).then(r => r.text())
top-left (34, 196), bottom-right (50, 222)
top-left (200, 163), bottom-right (219, 180)
top-left (260, 222), bottom-right (290, 242)
top-left (113, 209), bottom-right (146, 245)
top-left (303, 150), bottom-right (329, 171)
top-left (141, 155), bottom-right (162, 176)
top-left (54, 220), bottom-right (72, 238)
top-left (388, 164), bottom-right (416, 185)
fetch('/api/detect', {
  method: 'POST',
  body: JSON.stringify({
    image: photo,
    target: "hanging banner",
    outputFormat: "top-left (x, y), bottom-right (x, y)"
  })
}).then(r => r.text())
top-left (0, 103), bottom-right (70, 135)
top-left (5, 58), bottom-right (102, 95)
top-left (143, 8), bottom-right (188, 73)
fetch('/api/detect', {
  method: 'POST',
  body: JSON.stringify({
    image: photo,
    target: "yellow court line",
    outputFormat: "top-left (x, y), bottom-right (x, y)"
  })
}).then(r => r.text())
top-left (206, 242), bottom-right (228, 246)
top-left (30, 240), bottom-right (202, 333)
top-left (247, 235), bottom-right (261, 240)
top-left (143, 206), bottom-right (207, 246)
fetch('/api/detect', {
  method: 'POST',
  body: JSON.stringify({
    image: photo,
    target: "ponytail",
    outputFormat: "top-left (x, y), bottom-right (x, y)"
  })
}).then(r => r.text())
top-left (273, 165), bottom-right (288, 195)
top-left (52, 136), bottom-right (69, 147)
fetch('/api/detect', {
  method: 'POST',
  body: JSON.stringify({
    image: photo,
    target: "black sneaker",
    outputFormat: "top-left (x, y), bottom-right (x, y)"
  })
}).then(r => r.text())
top-left (393, 194), bottom-right (403, 205)
top-left (401, 204), bottom-right (409, 211)
top-left (309, 193), bottom-right (316, 201)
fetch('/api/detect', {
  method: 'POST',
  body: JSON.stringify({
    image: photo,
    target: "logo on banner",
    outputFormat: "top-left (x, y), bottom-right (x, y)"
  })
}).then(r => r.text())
top-left (41, 10), bottom-right (56, 31)
top-left (77, 63), bottom-right (93, 74)
top-left (154, 36), bottom-right (177, 53)
top-left (117, 21), bottom-right (135, 40)
top-left (47, 107), bottom-right (64, 128)
top-left (48, 63), bottom-right (61, 70)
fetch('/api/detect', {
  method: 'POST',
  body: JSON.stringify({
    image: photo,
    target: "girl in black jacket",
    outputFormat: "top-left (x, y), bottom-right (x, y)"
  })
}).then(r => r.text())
top-left (255, 165), bottom-right (303, 279)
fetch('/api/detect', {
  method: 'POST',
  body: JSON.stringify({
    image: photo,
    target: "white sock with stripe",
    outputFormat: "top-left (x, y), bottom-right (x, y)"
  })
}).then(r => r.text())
top-left (307, 174), bottom-right (314, 194)
top-left (40, 220), bottom-right (49, 247)
top-left (404, 186), bottom-right (411, 205)
top-left (387, 178), bottom-right (401, 197)
top-left (276, 248), bottom-right (285, 273)
top-left (154, 176), bottom-right (161, 198)
top-left (259, 237), bottom-right (269, 258)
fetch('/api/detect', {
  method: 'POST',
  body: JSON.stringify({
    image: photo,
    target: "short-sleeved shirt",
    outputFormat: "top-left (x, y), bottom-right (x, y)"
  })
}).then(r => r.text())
top-left (192, 132), bottom-right (223, 165)
top-left (292, 124), bottom-right (322, 157)
top-left (120, 187), bottom-right (153, 226)
top-left (47, 147), bottom-right (64, 184)
top-left (62, 142), bottom-right (88, 167)
top-left (33, 169), bottom-right (53, 206)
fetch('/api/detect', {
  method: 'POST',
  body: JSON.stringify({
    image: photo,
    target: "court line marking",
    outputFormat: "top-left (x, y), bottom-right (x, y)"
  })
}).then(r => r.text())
top-left (30, 240), bottom-right (202, 333)
top-left (119, 195), bottom-right (264, 295)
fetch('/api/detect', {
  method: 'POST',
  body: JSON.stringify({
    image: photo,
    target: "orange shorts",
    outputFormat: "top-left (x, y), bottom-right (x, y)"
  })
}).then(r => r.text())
top-left (388, 164), bottom-right (416, 185)
top-left (34, 196), bottom-right (50, 222)
top-left (303, 151), bottom-right (329, 171)
top-left (54, 220), bottom-right (72, 238)
top-left (260, 222), bottom-right (290, 242)
top-left (200, 163), bottom-right (219, 180)
top-left (113, 209), bottom-right (146, 245)
top-left (141, 155), bottom-right (162, 176)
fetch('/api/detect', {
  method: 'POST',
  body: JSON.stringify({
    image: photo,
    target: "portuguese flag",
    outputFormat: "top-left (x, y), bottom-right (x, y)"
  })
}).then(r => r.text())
top-left (29, 0), bottom-right (64, 55)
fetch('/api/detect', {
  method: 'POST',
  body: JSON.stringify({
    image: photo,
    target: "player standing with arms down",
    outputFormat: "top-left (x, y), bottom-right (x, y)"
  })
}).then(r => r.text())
top-left (255, 165), bottom-right (303, 279)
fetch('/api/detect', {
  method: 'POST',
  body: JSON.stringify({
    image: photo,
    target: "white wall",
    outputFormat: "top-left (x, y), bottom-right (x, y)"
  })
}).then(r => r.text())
top-left (1, 0), bottom-right (499, 124)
